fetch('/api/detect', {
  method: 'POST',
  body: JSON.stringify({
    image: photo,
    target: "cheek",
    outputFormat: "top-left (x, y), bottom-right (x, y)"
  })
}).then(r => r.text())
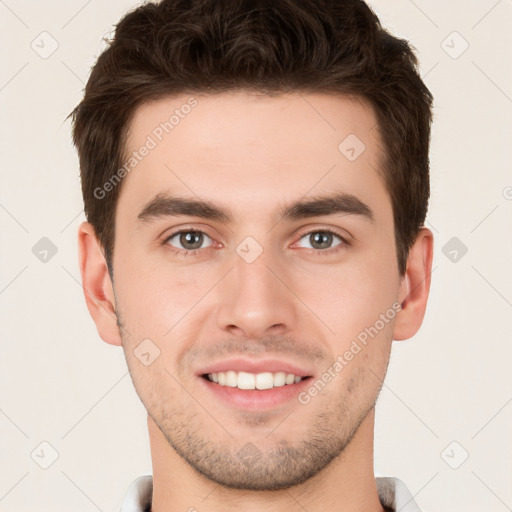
top-left (114, 260), bottom-right (203, 335)
top-left (295, 255), bottom-right (399, 341)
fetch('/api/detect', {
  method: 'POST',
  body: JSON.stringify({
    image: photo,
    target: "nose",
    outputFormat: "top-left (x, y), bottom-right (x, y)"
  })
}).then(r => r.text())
top-left (215, 248), bottom-right (298, 339)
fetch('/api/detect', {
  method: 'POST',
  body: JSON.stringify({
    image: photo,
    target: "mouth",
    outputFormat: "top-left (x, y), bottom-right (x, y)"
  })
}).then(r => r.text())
top-left (198, 370), bottom-right (313, 411)
top-left (200, 371), bottom-right (311, 390)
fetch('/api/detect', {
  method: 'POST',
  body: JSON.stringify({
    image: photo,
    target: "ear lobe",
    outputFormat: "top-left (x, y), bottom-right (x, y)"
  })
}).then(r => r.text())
top-left (393, 227), bottom-right (434, 341)
top-left (77, 221), bottom-right (122, 346)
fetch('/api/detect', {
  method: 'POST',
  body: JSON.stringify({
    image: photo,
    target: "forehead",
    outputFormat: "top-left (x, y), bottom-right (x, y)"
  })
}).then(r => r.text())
top-left (117, 91), bottom-right (389, 223)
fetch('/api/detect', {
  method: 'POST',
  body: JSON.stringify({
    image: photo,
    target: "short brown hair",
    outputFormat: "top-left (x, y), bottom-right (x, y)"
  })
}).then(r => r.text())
top-left (69, 0), bottom-right (433, 277)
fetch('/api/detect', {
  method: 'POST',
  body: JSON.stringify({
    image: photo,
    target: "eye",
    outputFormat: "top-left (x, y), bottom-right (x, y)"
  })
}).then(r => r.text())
top-left (164, 229), bottom-right (214, 254)
top-left (162, 227), bottom-right (349, 257)
top-left (296, 229), bottom-right (347, 252)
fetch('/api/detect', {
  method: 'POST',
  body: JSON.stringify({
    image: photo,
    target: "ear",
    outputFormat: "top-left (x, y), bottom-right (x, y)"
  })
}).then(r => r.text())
top-left (393, 227), bottom-right (434, 341)
top-left (77, 221), bottom-right (122, 346)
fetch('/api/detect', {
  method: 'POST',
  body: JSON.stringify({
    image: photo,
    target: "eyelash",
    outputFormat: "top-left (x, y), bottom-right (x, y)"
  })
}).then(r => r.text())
top-left (162, 228), bottom-right (350, 258)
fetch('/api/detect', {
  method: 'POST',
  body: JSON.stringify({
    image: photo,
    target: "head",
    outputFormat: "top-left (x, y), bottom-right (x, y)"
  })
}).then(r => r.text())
top-left (72, 0), bottom-right (434, 491)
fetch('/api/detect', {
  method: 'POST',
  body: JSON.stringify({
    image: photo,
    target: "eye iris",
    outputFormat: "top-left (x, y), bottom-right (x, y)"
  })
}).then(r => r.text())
top-left (310, 232), bottom-right (332, 249)
top-left (181, 231), bottom-right (203, 250)
top-left (175, 232), bottom-right (337, 251)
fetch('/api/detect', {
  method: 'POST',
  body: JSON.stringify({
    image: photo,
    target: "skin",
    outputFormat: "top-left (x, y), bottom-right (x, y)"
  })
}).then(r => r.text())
top-left (78, 91), bottom-right (433, 512)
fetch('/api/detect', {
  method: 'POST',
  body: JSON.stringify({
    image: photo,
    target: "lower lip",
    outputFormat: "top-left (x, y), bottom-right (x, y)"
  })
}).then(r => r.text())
top-left (199, 375), bottom-right (312, 410)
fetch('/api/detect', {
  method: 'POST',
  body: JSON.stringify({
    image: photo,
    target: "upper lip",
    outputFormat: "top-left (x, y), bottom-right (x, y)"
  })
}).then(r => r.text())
top-left (196, 358), bottom-right (314, 378)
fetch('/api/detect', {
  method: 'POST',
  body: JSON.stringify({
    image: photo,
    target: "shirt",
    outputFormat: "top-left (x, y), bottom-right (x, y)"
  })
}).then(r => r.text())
top-left (118, 474), bottom-right (423, 512)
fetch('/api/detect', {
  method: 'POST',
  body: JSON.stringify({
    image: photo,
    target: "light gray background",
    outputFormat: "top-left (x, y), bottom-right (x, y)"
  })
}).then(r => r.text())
top-left (1, 1), bottom-right (511, 511)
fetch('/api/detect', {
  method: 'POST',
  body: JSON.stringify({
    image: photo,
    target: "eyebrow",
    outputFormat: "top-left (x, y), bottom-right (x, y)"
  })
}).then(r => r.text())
top-left (137, 191), bottom-right (374, 225)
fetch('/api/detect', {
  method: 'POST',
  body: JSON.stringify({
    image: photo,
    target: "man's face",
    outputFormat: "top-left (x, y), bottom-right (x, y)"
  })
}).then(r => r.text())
top-left (111, 91), bottom-right (403, 490)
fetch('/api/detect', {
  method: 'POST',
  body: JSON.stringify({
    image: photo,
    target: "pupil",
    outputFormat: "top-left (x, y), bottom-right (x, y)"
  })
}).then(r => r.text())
top-left (178, 232), bottom-right (333, 251)
top-left (311, 232), bottom-right (331, 249)
top-left (182, 232), bottom-right (202, 250)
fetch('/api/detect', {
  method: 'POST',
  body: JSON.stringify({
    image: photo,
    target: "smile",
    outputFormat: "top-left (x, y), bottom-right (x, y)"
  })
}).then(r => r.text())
top-left (204, 371), bottom-right (305, 390)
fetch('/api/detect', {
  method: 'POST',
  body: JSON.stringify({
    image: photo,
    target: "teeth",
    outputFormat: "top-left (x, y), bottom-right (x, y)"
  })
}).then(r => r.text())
top-left (206, 371), bottom-right (304, 389)
top-left (225, 370), bottom-right (237, 387)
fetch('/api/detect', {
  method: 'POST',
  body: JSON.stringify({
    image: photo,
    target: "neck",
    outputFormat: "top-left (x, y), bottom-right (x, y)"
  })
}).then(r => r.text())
top-left (147, 408), bottom-right (385, 512)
